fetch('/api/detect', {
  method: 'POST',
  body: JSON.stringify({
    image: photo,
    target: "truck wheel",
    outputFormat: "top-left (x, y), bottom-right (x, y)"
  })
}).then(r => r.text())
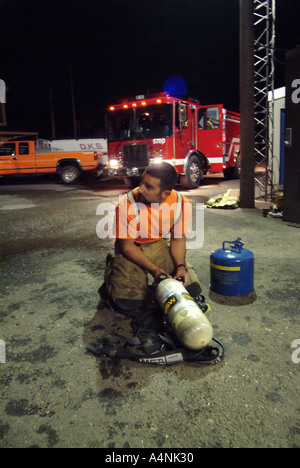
top-left (233, 151), bottom-right (241, 179)
top-left (223, 152), bottom-right (241, 180)
top-left (180, 156), bottom-right (203, 189)
top-left (60, 165), bottom-right (81, 184)
top-left (223, 167), bottom-right (235, 180)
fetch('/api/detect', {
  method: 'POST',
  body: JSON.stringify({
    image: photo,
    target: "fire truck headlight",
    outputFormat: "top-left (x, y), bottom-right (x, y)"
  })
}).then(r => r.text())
top-left (149, 156), bottom-right (163, 165)
top-left (109, 159), bottom-right (120, 168)
top-left (153, 156), bottom-right (163, 164)
top-left (150, 149), bottom-right (163, 165)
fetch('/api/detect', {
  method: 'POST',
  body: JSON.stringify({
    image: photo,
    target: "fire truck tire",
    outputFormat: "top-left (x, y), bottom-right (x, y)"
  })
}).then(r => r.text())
top-left (233, 151), bottom-right (241, 178)
top-left (223, 167), bottom-right (235, 180)
top-left (180, 155), bottom-right (203, 189)
top-left (223, 152), bottom-right (241, 180)
top-left (59, 165), bottom-right (81, 184)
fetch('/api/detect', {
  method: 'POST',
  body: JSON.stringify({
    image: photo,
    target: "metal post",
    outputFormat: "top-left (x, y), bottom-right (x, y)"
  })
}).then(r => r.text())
top-left (239, 0), bottom-right (255, 208)
top-left (253, 0), bottom-right (276, 200)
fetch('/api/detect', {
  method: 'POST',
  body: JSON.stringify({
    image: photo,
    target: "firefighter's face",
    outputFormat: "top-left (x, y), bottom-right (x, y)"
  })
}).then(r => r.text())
top-left (138, 173), bottom-right (170, 205)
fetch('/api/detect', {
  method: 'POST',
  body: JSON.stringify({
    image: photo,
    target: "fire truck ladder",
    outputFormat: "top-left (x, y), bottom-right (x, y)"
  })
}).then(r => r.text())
top-left (253, 0), bottom-right (276, 200)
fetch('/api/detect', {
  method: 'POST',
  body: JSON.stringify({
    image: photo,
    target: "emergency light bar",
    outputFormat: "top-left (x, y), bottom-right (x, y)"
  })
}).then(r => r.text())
top-left (109, 99), bottom-right (164, 111)
top-left (108, 92), bottom-right (170, 111)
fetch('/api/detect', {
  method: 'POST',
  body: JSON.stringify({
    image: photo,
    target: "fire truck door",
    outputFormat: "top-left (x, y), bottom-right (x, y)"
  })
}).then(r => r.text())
top-left (197, 105), bottom-right (223, 170)
top-left (174, 102), bottom-right (195, 163)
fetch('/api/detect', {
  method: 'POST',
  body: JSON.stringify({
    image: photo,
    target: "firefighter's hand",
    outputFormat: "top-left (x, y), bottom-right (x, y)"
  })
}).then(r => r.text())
top-left (174, 265), bottom-right (188, 286)
top-left (152, 268), bottom-right (172, 284)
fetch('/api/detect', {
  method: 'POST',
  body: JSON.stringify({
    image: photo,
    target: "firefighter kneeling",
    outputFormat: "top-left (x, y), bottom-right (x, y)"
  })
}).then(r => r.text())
top-left (104, 162), bottom-right (201, 315)
top-left (102, 162), bottom-right (215, 354)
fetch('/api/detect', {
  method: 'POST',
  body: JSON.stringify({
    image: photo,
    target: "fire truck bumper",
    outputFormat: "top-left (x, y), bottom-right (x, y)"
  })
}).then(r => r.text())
top-left (103, 166), bottom-right (143, 178)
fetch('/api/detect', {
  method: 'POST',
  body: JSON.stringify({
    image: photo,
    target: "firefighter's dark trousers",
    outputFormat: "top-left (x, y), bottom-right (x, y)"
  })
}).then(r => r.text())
top-left (105, 238), bottom-right (200, 312)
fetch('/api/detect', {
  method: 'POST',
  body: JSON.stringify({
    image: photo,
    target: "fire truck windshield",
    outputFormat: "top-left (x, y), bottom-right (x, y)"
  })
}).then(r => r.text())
top-left (107, 103), bottom-right (173, 142)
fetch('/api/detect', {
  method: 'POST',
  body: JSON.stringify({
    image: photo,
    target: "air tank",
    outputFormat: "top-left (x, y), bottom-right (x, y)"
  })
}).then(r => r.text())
top-left (155, 278), bottom-right (213, 350)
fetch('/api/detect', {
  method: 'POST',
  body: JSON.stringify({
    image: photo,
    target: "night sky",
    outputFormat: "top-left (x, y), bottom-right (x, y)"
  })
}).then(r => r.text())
top-left (1, 0), bottom-right (299, 139)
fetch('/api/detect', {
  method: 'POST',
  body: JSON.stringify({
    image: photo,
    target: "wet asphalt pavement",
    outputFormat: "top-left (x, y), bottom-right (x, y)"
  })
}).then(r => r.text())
top-left (0, 174), bottom-right (299, 449)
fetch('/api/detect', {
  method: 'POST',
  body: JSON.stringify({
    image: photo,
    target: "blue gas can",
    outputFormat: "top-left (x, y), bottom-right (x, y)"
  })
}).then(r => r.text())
top-left (210, 238), bottom-right (254, 296)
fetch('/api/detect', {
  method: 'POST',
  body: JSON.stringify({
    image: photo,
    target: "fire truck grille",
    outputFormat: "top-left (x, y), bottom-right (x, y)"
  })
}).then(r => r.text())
top-left (122, 144), bottom-right (149, 168)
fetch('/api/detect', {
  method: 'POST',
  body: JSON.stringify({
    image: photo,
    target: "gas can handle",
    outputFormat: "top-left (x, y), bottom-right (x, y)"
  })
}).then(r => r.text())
top-left (222, 237), bottom-right (244, 253)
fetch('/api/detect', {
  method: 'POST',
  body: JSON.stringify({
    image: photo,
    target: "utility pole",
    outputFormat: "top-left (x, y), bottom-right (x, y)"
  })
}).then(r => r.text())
top-left (69, 60), bottom-right (78, 139)
top-left (239, 0), bottom-right (255, 208)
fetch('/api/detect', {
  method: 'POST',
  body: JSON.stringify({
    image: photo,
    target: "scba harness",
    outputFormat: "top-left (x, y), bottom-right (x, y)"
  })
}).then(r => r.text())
top-left (87, 331), bottom-right (225, 366)
top-left (86, 297), bottom-right (225, 366)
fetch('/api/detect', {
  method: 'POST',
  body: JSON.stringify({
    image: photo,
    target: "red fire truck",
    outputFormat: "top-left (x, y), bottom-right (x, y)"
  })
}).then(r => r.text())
top-left (104, 92), bottom-right (240, 189)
